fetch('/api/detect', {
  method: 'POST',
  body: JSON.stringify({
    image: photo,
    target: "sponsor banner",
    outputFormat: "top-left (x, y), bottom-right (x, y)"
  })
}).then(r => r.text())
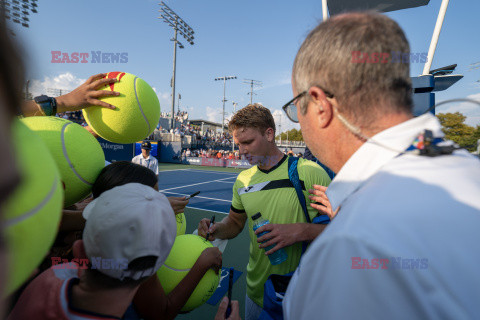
top-left (184, 157), bottom-right (251, 169)
top-left (202, 157), bottom-right (226, 167)
top-left (98, 138), bottom-right (134, 162)
top-left (226, 159), bottom-right (250, 169)
top-left (185, 157), bottom-right (202, 165)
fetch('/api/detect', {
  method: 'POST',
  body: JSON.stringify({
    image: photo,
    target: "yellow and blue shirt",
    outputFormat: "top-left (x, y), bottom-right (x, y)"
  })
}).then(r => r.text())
top-left (231, 155), bottom-right (331, 307)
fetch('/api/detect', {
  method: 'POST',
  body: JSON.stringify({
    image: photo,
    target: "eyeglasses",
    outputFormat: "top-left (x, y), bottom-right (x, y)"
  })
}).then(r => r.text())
top-left (281, 86), bottom-right (334, 123)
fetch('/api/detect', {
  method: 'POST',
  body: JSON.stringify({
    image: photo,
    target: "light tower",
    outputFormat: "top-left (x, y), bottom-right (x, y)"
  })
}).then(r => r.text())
top-left (243, 79), bottom-right (262, 104)
top-left (159, 1), bottom-right (194, 129)
top-left (1, 0), bottom-right (38, 29)
top-left (214, 76), bottom-right (237, 132)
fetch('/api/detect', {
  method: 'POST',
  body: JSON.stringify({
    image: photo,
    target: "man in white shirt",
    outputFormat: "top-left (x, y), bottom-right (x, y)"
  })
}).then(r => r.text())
top-left (282, 12), bottom-right (480, 320)
top-left (132, 141), bottom-right (159, 175)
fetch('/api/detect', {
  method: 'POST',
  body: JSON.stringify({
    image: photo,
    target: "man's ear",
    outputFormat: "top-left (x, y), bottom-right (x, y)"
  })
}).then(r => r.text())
top-left (72, 240), bottom-right (88, 260)
top-left (265, 127), bottom-right (275, 142)
top-left (308, 87), bottom-right (334, 128)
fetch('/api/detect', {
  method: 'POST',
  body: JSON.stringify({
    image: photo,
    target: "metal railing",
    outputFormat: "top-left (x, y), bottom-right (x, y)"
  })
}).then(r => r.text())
top-left (275, 140), bottom-right (306, 147)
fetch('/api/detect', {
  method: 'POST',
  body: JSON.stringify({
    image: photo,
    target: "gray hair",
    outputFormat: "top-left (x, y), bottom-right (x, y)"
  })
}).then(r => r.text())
top-left (293, 12), bottom-right (413, 128)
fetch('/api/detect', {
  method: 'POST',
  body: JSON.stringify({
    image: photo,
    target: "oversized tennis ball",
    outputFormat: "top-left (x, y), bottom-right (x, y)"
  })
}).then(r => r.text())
top-left (176, 212), bottom-right (186, 236)
top-left (157, 234), bottom-right (220, 311)
top-left (21, 117), bottom-right (105, 207)
top-left (82, 71), bottom-right (161, 144)
top-left (2, 120), bottom-right (63, 296)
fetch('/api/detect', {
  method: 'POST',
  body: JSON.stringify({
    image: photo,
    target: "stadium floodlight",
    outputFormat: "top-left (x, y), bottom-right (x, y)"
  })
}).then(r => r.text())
top-left (158, 1), bottom-right (195, 129)
top-left (215, 76), bottom-right (237, 133)
top-left (0, 0), bottom-right (39, 29)
top-left (243, 79), bottom-right (263, 104)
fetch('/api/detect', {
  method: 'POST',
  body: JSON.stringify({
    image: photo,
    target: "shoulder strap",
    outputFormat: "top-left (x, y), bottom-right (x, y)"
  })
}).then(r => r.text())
top-left (288, 157), bottom-right (311, 224)
top-left (288, 157), bottom-right (310, 255)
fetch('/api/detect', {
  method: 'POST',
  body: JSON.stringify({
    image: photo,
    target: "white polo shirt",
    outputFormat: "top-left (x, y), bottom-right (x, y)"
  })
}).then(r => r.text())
top-left (284, 113), bottom-right (480, 320)
top-left (131, 154), bottom-right (159, 175)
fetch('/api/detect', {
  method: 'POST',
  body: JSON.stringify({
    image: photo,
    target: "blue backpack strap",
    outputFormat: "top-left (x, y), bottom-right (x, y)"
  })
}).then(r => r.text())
top-left (287, 157), bottom-right (310, 223)
top-left (288, 157), bottom-right (331, 226)
top-left (312, 215), bottom-right (331, 224)
top-left (288, 157), bottom-right (311, 254)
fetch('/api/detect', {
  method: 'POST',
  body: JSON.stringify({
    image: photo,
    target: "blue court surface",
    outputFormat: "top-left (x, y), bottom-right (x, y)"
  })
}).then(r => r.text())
top-left (158, 168), bottom-right (237, 213)
top-left (157, 167), bottom-right (250, 320)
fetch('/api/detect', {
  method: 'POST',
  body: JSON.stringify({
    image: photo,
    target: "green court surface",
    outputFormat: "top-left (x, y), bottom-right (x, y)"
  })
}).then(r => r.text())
top-left (176, 207), bottom-right (250, 320)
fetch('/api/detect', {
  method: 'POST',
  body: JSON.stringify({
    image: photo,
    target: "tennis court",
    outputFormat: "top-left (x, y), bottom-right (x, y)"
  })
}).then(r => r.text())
top-left (158, 164), bottom-right (250, 320)
top-left (158, 166), bottom-right (237, 213)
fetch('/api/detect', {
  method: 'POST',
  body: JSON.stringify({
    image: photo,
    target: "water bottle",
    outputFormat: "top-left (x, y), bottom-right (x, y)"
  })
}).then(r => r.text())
top-left (252, 212), bottom-right (287, 265)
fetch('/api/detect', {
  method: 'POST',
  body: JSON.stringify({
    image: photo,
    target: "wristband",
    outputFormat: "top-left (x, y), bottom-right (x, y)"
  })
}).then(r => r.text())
top-left (312, 215), bottom-right (330, 224)
top-left (34, 95), bottom-right (57, 116)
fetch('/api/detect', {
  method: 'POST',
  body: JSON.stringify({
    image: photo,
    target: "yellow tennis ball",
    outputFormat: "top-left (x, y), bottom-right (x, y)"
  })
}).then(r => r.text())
top-left (176, 212), bottom-right (186, 236)
top-left (157, 234), bottom-right (220, 311)
top-left (21, 117), bottom-right (105, 207)
top-left (82, 71), bottom-right (161, 144)
top-left (2, 120), bottom-right (63, 296)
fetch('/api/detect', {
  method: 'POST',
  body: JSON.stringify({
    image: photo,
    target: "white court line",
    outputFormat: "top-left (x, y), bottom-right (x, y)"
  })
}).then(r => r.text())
top-left (158, 169), bottom-right (190, 173)
top-left (159, 176), bottom-right (236, 192)
top-left (162, 191), bottom-right (232, 203)
top-left (184, 169), bottom-right (239, 176)
top-left (185, 206), bottom-right (228, 215)
top-left (216, 181), bottom-right (235, 184)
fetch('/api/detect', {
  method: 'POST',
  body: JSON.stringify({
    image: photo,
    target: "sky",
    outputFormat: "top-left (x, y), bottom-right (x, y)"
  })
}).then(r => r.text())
top-left (9, 0), bottom-right (480, 132)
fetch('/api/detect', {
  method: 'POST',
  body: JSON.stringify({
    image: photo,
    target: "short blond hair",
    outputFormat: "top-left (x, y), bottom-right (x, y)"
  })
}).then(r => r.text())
top-left (228, 103), bottom-right (276, 134)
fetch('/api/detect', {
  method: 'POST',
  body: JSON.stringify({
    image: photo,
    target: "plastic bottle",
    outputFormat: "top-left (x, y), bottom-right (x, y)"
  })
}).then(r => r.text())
top-left (252, 212), bottom-right (287, 265)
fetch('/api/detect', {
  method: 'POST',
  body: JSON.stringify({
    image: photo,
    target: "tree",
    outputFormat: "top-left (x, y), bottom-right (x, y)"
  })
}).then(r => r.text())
top-left (436, 112), bottom-right (476, 151)
top-left (473, 125), bottom-right (480, 153)
top-left (276, 128), bottom-right (304, 141)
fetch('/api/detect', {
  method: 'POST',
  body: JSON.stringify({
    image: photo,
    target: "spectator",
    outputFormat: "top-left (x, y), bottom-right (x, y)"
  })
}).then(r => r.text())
top-left (282, 12), bottom-right (480, 320)
top-left (131, 141), bottom-right (159, 175)
top-left (7, 183), bottom-right (177, 319)
top-left (90, 162), bottom-right (221, 319)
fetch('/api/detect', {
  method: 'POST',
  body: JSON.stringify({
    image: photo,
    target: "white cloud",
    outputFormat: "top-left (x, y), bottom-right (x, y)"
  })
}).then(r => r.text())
top-left (29, 72), bottom-right (85, 97)
top-left (436, 92), bottom-right (480, 126)
top-left (152, 87), bottom-right (171, 108)
top-left (206, 106), bottom-right (222, 123)
top-left (272, 108), bottom-right (300, 133)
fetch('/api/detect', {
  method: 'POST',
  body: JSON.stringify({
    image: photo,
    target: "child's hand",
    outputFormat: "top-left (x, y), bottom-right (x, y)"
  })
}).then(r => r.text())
top-left (308, 184), bottom-right (339, 219)
top-left (56, 73), bottom-right (119, 112)
top-left (215, 297), bottom-right (241, 320)
top-left (167, 196), bottom-right (189, 214)
top-left (198, 247), bottom-right (222, 274)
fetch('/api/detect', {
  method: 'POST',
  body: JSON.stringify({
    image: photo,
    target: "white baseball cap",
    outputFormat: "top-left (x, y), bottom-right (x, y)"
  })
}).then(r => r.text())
top-left (82, 183), bottom-right (176, 280)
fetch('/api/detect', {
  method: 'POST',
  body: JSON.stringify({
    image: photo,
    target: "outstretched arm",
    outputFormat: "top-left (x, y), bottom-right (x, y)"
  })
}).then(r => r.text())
top-left (22, 73), bottom-right (119, 117)
top-left (133, 247), bottom-right (222, 320)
